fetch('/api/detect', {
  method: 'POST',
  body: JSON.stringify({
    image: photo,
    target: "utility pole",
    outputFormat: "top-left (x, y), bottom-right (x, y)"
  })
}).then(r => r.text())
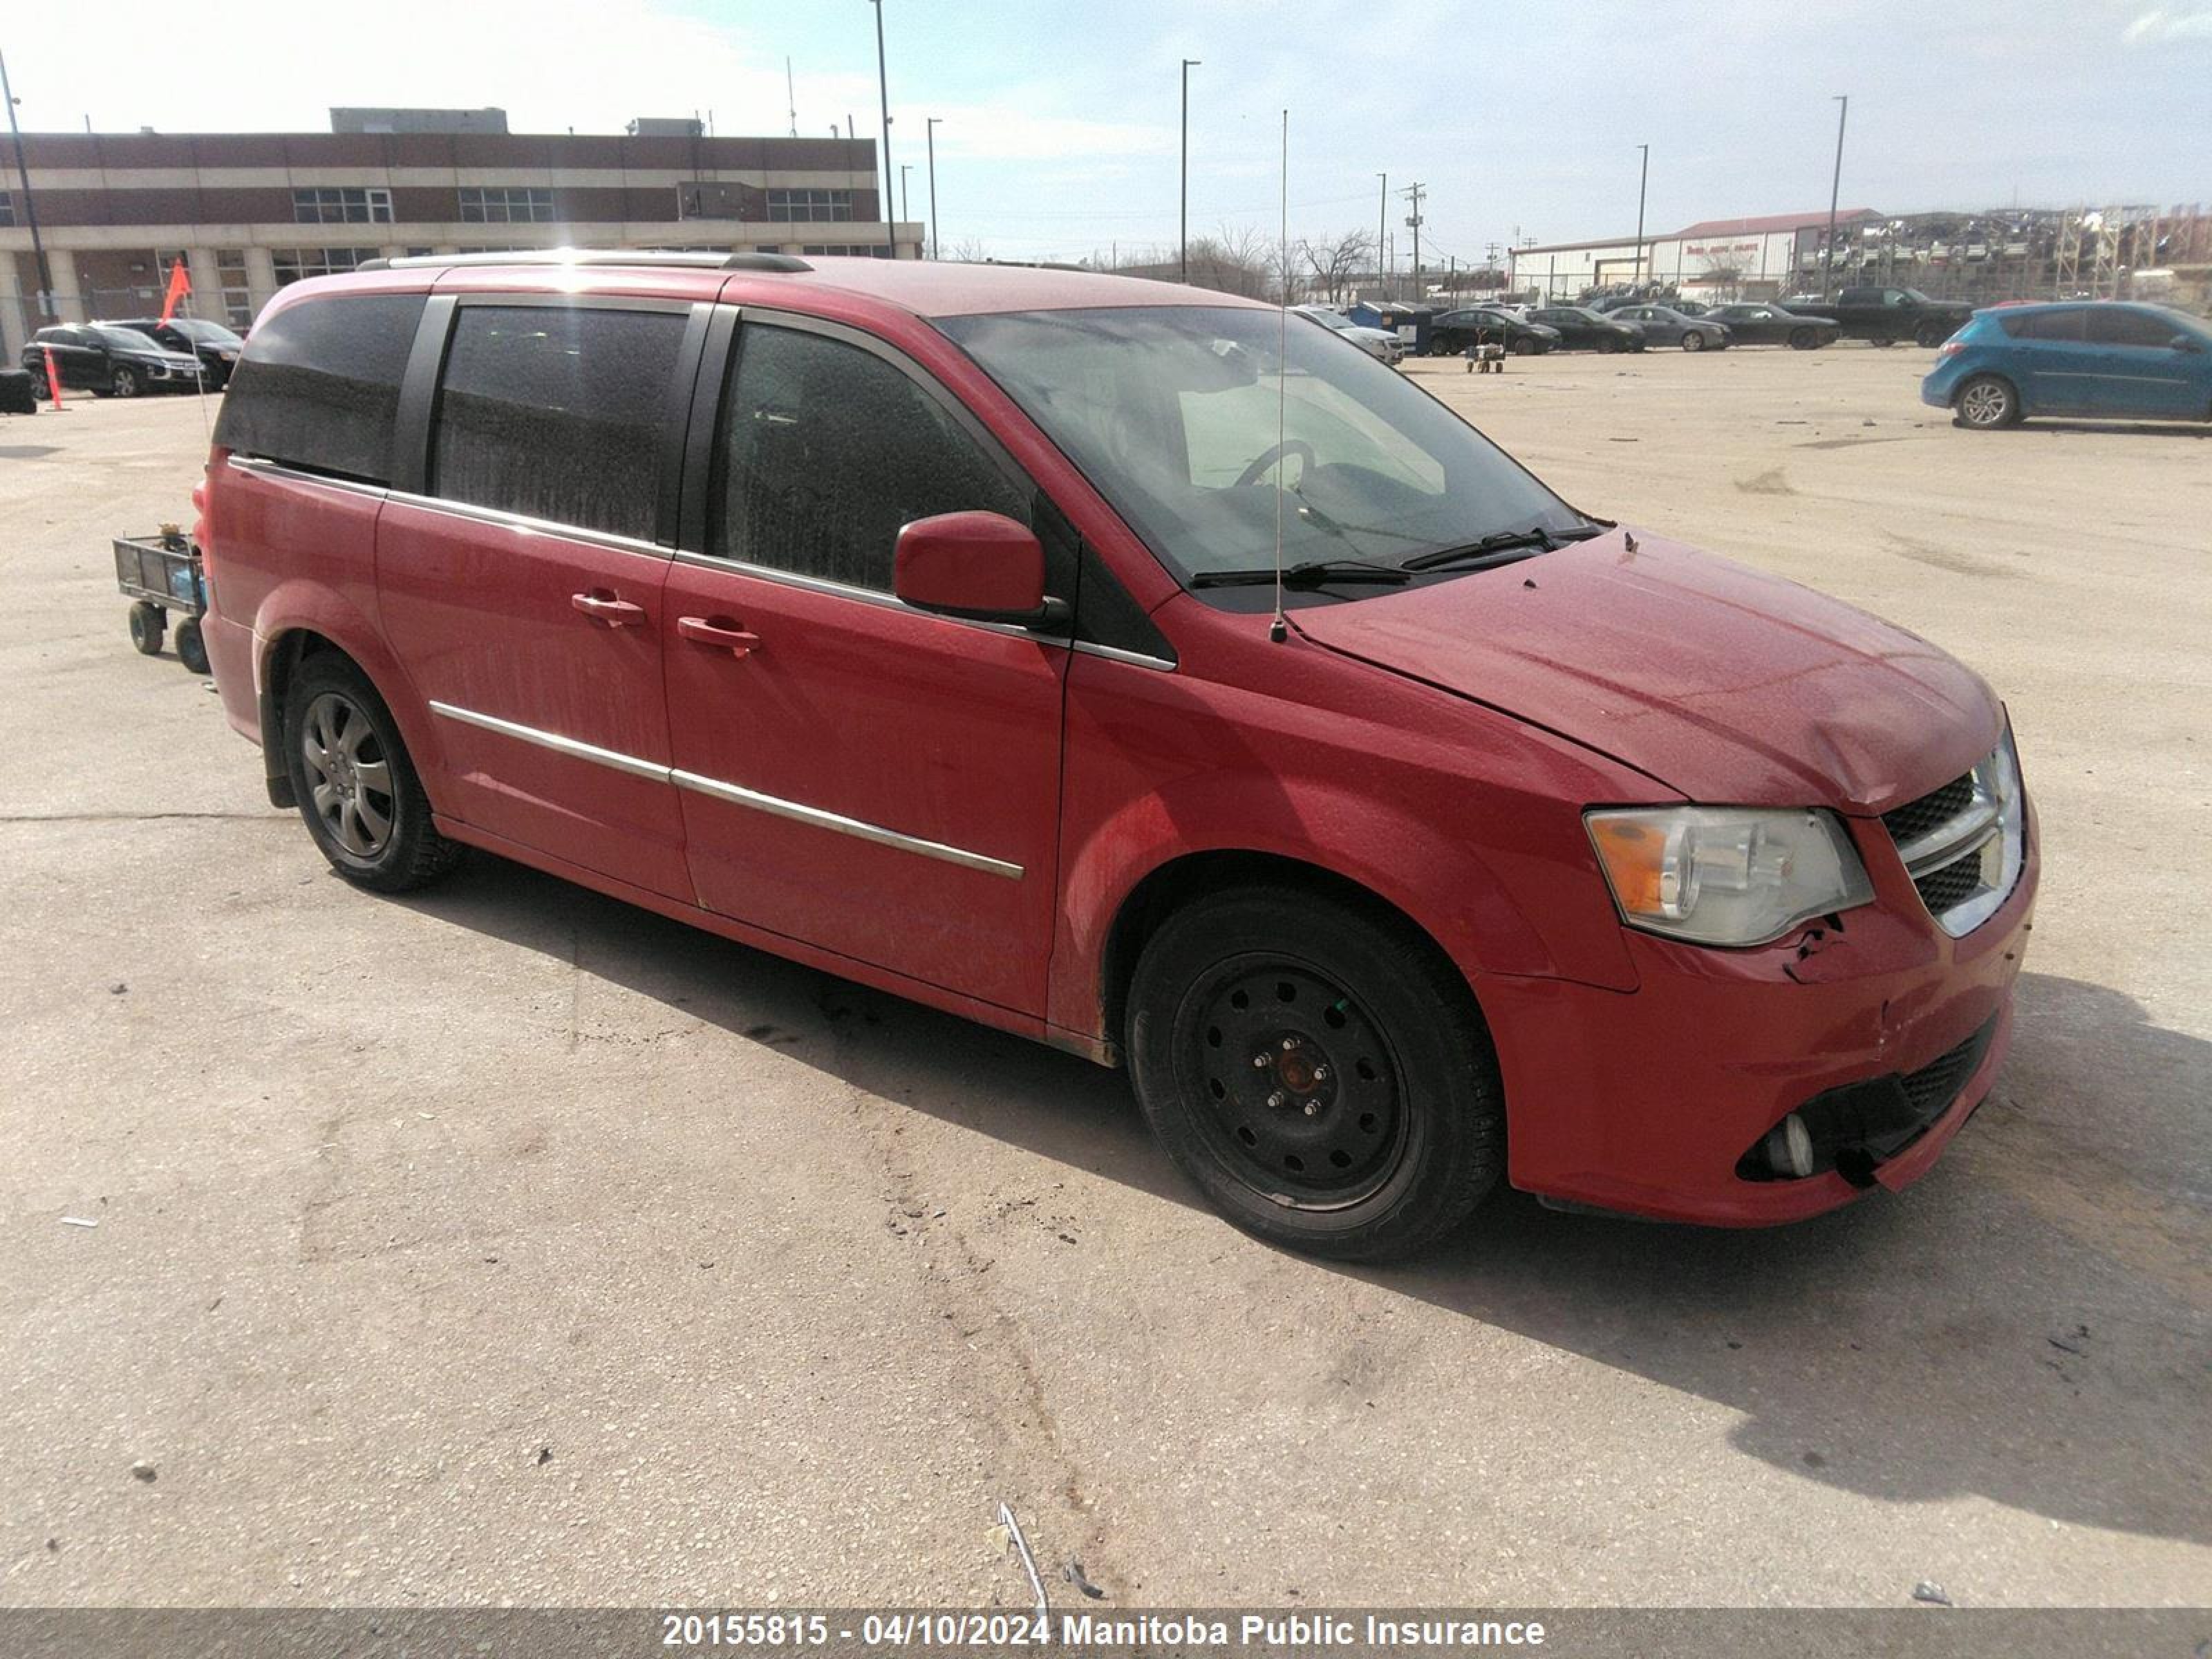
top-left (785, 57), bottom-right (797, 137)
top-left (1376, 173), bottom-right (1387, 301)
top-left (1179, 59), bottom-right (1200, 283)
top-left (1, 48), bottom-right (55, 322)
top-left (1633, 143), bottom-right (1649, 287)
top-left (1824, 94), bottom-right (1849, 297)
top-left (1402, 182), bottom-right (1425, 300)
top-left (925, 116), bottom-right (941, 260)
top-left (867, 1), bottom-right (896, 256)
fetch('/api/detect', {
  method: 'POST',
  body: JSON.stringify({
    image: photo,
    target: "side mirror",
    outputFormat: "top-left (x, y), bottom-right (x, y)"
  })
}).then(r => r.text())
top-left (2171, 335), bottom-right (2204, 355)
top-left (894, 511), bottom-right (1055, 626)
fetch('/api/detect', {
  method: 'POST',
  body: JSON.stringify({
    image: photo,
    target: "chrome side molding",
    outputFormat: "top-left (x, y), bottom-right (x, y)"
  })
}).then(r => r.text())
top-left (427, 700), bottom-right (1023, 880)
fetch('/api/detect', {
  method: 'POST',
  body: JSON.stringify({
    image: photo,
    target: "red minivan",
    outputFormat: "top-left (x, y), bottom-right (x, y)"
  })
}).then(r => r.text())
top-left (199, 251), bottom-right (2037, 1259)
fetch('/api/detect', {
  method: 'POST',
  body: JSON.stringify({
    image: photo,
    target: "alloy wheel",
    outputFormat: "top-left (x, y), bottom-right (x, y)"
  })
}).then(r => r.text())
top-left (299, 691), bottom-right (396, 859)
top-left (1959, 379), bottom-right (2012, 428)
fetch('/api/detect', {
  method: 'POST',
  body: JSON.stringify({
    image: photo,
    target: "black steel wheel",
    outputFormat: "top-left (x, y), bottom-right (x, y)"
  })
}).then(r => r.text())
top-left (174, 617), bottom-right (209, 675)
top-left (1788, 326), bottom-right (1819, 350)
top-left (1127, 884), bottom-right (1504, 1260)
top-left (281, 653), bottom-right (461, 892)
top-left (127, 601), bottom-right (165, 657)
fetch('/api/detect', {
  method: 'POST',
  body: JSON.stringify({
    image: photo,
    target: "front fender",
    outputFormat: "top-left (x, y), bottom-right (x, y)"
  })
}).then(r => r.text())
top-left (1046, 671), bottom-right (1650, 1046)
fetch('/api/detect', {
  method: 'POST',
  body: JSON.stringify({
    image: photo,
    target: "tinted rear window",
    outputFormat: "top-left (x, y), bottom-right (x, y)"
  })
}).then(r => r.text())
top-left (213, 294), bottom-right (425, 484)
top-left (1998, 309), bottom-right (2086, 342)
top-left (430, 305), bottom-right (689, 541)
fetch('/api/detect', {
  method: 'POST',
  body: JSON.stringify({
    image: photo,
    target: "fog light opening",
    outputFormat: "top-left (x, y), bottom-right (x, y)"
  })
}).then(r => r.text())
top-left (1762, 1113), bottom-right (1815, 1180)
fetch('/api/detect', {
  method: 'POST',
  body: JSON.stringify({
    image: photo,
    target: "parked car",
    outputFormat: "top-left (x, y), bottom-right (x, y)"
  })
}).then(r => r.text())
top-left (1787, 285), bottom-right (1975, 348)
top-left (1293, 303), bottom-right (1405, 365)
top-left (1527, 306), bottom-right (1647, 352)
top-left (1703, 304), bottom-right (1841, 350)
top-left (1606, 304), bottom-right (1730, 351)
top-left (113, 317), bottom-right (247, 388)
top-left (1922, 301), bottom-right (2212, 429)
top-left (1427, 307), bottom-right (1561, 357)
top-left (201, 250), bottom-right (2035, 1259)
top-left (20, 324), bottom-right (205, 396)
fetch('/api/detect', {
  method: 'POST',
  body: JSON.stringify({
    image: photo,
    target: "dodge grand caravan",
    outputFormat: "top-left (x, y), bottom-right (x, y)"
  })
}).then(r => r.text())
top-left (198, 251), bottom-right (2037, 1259)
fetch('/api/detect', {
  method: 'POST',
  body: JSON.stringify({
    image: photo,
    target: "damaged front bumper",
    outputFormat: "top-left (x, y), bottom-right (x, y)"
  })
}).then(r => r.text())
top-left (1479, 798), bottom-right (2039, 1226)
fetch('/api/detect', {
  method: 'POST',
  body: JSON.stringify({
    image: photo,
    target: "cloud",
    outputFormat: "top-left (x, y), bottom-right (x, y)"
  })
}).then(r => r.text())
top-left (2123, 8), bottom-right (2212, 41)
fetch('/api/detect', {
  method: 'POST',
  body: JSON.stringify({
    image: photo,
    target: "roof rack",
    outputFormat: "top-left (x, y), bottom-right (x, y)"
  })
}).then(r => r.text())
top-left (354, 250), bottom-right (813, 273)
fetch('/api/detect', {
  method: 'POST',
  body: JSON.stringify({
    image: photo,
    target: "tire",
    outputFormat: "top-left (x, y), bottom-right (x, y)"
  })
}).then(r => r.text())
top-left (111, 365), bottom-right (142, 397)
top-left (173, 617), bottom-right (208, 675)
top-left (127, 601), bottom-right (165, 657)
top-left (1788, 327), bottom-right (1817, 350)
top-left (1125, 884), bottom-right (1505, 1261)
top-left (1512, 335), bottom-right (1541, 357)
top-left (281, 654), bottom-right (461, 892)
top-left (1681, 330), bottom-right (1706, 352)
top-left (1915, 323), bottom-right (1949, 348)
top-left (1866, 334), bottom-right (1897, 349)
top-left (1953, 374), bottom-right (2021, 431)
top-left (1597, 337), bottom-right (1623, 354)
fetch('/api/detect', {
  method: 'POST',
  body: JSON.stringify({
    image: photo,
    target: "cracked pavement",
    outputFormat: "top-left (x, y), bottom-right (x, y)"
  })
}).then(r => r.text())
top-left (2, 356), bottom-right (2208, 1609)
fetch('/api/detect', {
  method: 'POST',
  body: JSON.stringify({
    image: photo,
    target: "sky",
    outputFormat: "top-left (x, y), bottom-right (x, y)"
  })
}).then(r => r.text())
top-left (4, 0), bottom-right (2207, 268)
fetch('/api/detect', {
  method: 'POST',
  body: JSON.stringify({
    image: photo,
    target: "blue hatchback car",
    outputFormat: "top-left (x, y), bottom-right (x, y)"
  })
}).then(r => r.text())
top-left (1922, 301), bottom-right (2212, 429)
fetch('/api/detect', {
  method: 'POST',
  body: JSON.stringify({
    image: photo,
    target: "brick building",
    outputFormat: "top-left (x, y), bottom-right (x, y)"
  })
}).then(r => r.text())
top-left (1, 111), bottom-right (919, 356)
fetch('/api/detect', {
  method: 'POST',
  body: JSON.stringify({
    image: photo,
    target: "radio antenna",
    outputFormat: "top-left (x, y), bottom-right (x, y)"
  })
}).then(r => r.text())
top-left (1268, 106), bottom-right (1289, 644)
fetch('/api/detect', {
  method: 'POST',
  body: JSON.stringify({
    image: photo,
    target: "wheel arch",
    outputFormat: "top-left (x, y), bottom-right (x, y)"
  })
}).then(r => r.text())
top-left (1096, 848), bottom-right (1494, 1067)
top-left (255, 616), bottom-right (447, 812)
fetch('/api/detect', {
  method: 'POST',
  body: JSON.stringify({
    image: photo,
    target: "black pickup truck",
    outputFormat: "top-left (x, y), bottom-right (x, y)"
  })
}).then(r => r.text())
top-left (1786, 285), bottom-right (1975, 348)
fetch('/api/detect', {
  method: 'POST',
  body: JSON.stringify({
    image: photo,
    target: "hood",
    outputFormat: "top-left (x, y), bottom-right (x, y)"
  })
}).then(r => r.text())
top-left (1348, 326), bottom-right (1401, 345)
top-left (1292, 530), bottom-right (2002, 814)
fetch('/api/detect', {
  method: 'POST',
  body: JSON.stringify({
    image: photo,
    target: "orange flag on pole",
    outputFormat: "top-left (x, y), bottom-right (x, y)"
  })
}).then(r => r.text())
top-left (159, 256), bottom-right (192, 323)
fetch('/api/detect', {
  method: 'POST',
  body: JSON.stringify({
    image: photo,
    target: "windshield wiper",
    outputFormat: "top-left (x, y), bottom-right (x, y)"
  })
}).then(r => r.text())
top-left (1400, 523), bottom-right (1602, 572)
top-left (1190, 556), bottom-right (1411, 590)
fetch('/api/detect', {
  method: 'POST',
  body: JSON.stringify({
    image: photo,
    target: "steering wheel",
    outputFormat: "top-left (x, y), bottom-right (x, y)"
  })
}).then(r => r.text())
top-left (1234, 438), bottom-right (1317, 490)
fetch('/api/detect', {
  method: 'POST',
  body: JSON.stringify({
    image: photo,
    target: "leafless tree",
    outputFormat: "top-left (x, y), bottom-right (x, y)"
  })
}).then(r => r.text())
top-left (1298, 230), bottom-right (1376, 308)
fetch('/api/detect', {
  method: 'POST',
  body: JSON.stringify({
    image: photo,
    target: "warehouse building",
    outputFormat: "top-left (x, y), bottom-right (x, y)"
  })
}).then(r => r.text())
top-left (1, 109), bottom-right (920, 357)
top-left (1508, 208), bottom-right (1881, 301)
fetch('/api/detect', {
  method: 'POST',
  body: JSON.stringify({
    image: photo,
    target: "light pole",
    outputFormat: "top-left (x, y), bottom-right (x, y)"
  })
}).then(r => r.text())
top-left (1633, 143), bottom-right (1649, 288)
top-left (1179, 59), bottom-right (1200, 283)
top-left (900, 162), bottom-right (912, 227)
top-left (1, 48), bottom-right (55, 323)
top-left (867, 0), bottom-right (896, 257)
top-left (1402, 182), bottom-right (1425, 299)
top-left (925, 116), bottom-right (941, 260)
top-left (1824, 94), bottom-right (1849, 297)
top-left (1376, 173), bottom-right (1387, 301)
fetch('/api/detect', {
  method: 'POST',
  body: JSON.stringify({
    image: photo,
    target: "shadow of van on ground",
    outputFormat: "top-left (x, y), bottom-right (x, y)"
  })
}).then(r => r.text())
top-left (397, 856), bottom-right (2211, 1548)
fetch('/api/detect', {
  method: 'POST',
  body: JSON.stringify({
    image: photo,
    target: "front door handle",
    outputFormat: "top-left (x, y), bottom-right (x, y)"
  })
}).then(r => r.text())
top-left (572, 590), bottom-right (646, 627)
top-left (677, 615), bottom-right (762, 659)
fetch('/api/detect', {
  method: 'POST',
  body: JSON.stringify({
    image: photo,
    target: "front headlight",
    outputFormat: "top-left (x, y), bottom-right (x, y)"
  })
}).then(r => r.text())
top-left (1585, 806), bottom-right (1874, 947)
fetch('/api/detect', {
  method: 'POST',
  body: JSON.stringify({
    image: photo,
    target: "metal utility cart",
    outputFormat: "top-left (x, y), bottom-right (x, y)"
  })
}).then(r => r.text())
top-left (114, 524), bottom-right (210, 675)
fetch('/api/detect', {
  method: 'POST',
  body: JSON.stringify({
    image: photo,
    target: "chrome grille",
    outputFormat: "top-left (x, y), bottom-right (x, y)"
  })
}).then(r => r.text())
top-left (1884, 740), bottom-right (2023, 937)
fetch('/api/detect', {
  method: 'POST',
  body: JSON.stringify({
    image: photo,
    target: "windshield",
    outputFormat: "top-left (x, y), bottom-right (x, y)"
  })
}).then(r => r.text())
top-left (93, 326), bottom-right (159, 352)
top-left (939, 305), bottom-right (1586, 587)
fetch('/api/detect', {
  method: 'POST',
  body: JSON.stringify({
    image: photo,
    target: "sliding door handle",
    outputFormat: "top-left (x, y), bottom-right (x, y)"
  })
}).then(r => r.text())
top-left (677, 615), bottom-right (762, 658)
